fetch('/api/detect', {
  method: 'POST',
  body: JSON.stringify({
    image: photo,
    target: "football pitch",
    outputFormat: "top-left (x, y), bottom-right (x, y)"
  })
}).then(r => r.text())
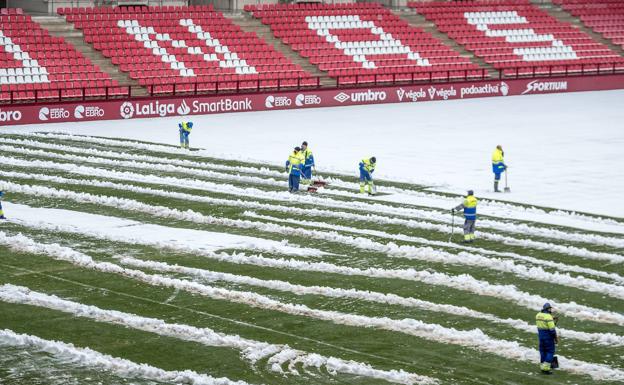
top-left (0, 132), bottom-right (623, 385)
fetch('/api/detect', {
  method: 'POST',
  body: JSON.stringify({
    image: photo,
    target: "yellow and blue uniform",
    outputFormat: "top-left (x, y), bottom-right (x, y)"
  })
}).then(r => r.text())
top-left (536, 305), bottom-right (558, 373)
top-left (454, 193), bottom-right (477, 242)
top-left (359, 157), bottom-right (376, 194)
top-left (286, 150), bottom-right (305, 192)
top-left (301, 147), bottom-right (315, 180)
top-left (0, 191), bottom-right (4, 219)
top-left (492, 147), bottom-right (506, 181)
top-left (179, 121), bottom-right (193, 149)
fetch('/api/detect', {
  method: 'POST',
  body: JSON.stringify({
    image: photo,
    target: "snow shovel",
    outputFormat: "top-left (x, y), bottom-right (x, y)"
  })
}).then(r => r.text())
top-left (504, 169), bottom-right (511, 193)
top-left (449, 210), bottom-right (455, 242)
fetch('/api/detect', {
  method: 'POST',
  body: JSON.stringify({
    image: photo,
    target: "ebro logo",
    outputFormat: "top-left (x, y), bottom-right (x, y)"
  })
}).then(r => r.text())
top-left (0, 108), bottom-right (22, 122)
top-left (39, 107), bottom-right (70, 121)
top-left (265, 95), bottom-right (291, 109)
top-left (74, 105), bottom-right (105, 119)
top-left (295, 94), bottom-right (321, 107)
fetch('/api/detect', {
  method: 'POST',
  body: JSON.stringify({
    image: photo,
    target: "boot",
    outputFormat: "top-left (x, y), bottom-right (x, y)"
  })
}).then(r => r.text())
top-left (494, 181), bottom-right (500, 192)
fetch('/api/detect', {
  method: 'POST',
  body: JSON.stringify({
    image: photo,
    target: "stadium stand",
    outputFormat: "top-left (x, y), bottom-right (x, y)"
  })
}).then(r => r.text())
top-left (59, 5), bottom-right (318, 94)
top-left (245, 2), bottom-right (486, 85)
top-left (0, 8), bottom-right (121, 102)
top-left (410, 0), bottom-right (624, 77)
top-left (553, 0), bottom-right (624, 50)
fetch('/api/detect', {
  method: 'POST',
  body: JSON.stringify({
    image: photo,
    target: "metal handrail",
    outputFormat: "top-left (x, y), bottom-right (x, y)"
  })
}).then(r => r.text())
top-left (1, 63), bottom-right (622, 105)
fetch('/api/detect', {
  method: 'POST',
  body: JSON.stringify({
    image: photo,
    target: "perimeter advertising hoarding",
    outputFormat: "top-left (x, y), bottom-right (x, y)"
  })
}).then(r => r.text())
top-left (1, 74), bottom-right (622, 126)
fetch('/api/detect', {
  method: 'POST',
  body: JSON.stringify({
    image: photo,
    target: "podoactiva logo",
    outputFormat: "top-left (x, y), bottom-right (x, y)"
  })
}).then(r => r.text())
top-left (120, 102), bottom-right (135, 119)
top-left (500, 82), bottom-right (509, 96)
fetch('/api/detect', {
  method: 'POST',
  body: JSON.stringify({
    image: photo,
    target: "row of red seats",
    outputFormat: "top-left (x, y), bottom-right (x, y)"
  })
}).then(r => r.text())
top-left (411, 0), bottom-right (624, 71)
top-left (248, 3), bottom-right (481, 82)
top-left (59, 5), bottom-right (214, 15)
top-left (1, 9), bottom-right (117, 97)
top-left (555, 0), bottom-right (624, 50)
top-left (62, 6), bottom-right (316, 90)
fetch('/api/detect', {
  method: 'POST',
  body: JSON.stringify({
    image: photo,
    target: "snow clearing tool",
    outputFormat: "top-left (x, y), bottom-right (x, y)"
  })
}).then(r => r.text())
top-left (449, 210), bottom-right (455, 242)
top-left (504, 169), bottom-right (511, 193)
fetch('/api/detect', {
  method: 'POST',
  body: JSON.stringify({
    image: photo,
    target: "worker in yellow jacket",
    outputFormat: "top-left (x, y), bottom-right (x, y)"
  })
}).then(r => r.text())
top-left (452, 190), bottom-right (477, 243)
top-left (492, 145), bottom-right (507, 192)
top-left (286, 146), bottom-right (305, 192)
top-left (536, 303), bottom-right (559, 375)
top-left (359, 156), bottom-right (376, 195)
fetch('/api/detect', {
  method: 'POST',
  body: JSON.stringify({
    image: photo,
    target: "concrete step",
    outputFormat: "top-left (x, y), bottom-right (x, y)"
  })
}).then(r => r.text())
top-left (32, 15), bottom-right (149, 97)
top-left (394, 9), bottom-right (500, 78)
top-left (230, 13), bottom-right (337, 87)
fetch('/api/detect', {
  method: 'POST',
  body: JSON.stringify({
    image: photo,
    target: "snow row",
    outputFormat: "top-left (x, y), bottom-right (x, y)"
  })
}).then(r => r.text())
top-left (0, 284), bottom-right (432, 385)
top-left (0, 135), bottom-right (285, 179)
top-left (117, 255), bottom-right (624, 347)
top-left (2, 232), bottom-right (623, 382)
top-left (243, 210), bottom-right (624, 300)
top-left (3, 168), bottom-right (621, 286)
top-left (0, 329), bottom-right (253, 385)
top-left (4, 203), bottom-right (623, 347)
top-left (2, 187), bottom-right (623, 328)
top-left (3, 154), bottom-right (621, 264)
top-left (0, 144), bottom-right (287, 189)
top-left (23, 132), bottom-right (624, 234)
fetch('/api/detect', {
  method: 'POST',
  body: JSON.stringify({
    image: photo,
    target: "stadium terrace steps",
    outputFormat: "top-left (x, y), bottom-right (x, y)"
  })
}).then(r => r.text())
top-left (246, 2), bottom-right (485, 85)
top-left (393, 9), bottom-right (500, 79)
top-left (230, 13), bottom-right (337, 87)
top-left (411, 0), bottom-right (624, 77)
top-left (59, 5), bottom-right (319, 95)
top-left (542, 0), bottom-right (624, 56)
top-left (32, 15), bottom-right (149, 96)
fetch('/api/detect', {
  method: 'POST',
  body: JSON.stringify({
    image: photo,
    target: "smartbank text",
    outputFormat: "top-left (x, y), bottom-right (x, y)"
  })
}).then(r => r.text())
top-left (128, 98), bottom-right (252, 118)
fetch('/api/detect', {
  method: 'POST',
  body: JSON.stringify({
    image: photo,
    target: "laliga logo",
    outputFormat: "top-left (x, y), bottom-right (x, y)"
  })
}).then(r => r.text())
top-left (120, 101), bottom-right (135, 119)
top-left (500, 82), bottom-right (509, 96)
top-left (39, 107), bottom-right (49, 121)
top-left (177, 100), bottom-right (190, 115)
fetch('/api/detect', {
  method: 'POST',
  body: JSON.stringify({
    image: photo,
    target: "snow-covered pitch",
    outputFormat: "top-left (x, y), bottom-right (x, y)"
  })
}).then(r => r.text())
top-left (0, 89), bottom-right (623, 385)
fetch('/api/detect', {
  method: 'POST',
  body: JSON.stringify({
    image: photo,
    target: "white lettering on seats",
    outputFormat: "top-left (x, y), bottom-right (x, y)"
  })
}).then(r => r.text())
top-left (0, 30), bottom-right (50, 85)
top-left (464, 11), bottom-right (578, 62)
top-left (117, 19), bottom-right (256, 77)
top-left (180, 19), bottom-right (257, 75)
top-left (305, 15), bottom-right (431, 69)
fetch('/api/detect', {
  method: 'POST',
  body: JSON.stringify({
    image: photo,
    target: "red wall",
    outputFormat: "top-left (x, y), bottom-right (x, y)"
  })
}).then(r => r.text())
top-left (1, 74), bottom-right (623, 126)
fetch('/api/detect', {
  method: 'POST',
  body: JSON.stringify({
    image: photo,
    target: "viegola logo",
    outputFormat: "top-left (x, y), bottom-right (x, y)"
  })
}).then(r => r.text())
top-left (334, 92), bottom-right (350, 103)
top-left (38, 107), bottom-right (49, 121)
top-left (177, 100), bottom-right (190, 115)
top-left (120, 102), bottom-right (135, 119)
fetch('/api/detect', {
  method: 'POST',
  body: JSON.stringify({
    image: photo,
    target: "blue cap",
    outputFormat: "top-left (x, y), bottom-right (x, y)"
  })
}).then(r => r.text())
top-left (542, 302), bottom-right (552, 310)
